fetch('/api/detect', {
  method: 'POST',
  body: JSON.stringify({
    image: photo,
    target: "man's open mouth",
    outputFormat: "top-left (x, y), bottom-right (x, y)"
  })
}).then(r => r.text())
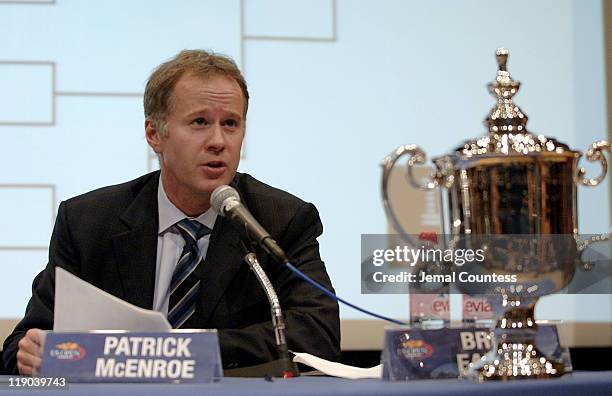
top-left (205, 161), bottom-right (226, 168)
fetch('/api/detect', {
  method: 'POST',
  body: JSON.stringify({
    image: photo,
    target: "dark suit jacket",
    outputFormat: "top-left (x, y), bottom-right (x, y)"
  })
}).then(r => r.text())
top-left (2, 171), bottom-right (341, 374)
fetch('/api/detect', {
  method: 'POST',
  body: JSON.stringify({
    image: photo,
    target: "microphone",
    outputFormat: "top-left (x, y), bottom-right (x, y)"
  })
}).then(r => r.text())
top-left (211, 185), bottom-right (289, 263)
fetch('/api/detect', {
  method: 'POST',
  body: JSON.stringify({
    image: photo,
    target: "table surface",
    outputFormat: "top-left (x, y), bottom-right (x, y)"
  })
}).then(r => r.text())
top-left (0, 371), bottom-right (611, 396)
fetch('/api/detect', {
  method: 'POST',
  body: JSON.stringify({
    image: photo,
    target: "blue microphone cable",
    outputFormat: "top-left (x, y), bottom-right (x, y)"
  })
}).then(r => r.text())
top-left (284, 262), bottom-right (407, 326)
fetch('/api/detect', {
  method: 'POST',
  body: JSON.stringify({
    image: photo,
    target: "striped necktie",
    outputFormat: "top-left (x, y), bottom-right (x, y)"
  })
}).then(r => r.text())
top-left (167, 218), bottom-right (211, 328)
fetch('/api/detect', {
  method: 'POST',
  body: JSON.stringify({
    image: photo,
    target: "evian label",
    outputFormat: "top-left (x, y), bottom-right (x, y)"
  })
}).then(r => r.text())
top-left (462, 296), bottom-right (494, 321)
top-left (409, 294), bottom-right (450, 322)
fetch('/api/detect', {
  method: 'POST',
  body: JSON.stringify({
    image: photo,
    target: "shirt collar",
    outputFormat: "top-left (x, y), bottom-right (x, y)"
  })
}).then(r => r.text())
top-left (157, 178), bottom-right (217, 235)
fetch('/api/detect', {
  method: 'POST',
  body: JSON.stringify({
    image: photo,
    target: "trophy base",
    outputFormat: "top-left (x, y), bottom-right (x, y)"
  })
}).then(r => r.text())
top-left (468, 342), bottom-right (565, 381)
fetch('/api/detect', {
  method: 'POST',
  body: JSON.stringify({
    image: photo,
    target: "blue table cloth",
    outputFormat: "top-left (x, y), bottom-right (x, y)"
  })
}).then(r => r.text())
top-left (0, 371), bottom-right (610, 396)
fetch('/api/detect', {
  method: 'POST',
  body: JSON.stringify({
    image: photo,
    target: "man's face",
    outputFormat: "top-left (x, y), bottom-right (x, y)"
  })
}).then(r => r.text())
top-left (146, 73), bottom-right (245, 213)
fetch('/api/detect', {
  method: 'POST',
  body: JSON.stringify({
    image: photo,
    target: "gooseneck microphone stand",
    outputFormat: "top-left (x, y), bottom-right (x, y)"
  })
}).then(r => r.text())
top-left (223, 251), bottom-right (299, 378)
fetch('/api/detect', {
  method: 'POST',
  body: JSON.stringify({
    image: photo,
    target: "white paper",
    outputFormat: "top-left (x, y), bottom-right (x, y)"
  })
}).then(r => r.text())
top-left (54, 267), bottom-right (171, 331)
top-left (293, 352), bottom-right (382, 379)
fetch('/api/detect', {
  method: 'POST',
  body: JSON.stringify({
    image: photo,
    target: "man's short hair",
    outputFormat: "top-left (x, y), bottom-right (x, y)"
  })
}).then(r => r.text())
top-left (144, 49), bottom-right (249, 135)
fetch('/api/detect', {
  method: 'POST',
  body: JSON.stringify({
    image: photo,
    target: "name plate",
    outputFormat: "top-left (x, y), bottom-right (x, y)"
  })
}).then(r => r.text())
top-left (381, 324), bottom-right (569, 380)
top-left (39, 330), bottom-right (222, 383)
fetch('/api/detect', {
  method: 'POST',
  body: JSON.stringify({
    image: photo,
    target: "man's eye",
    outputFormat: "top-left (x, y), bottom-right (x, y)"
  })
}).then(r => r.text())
top-left (193, 117), bottom-right (207, 126)
top-left (223, 119), bottom-right (237, 128)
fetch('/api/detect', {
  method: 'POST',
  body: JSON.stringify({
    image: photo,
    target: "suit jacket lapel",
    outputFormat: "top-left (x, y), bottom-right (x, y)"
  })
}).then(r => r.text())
top-left (194, 215), bottom-right (244, 325)
top-left (111, 173), bottom-right (159, 309)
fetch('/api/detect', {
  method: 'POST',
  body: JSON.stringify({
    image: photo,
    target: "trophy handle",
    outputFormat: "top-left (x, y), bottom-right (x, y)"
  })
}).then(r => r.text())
top-left (576, 230), bottom-right (611, 272)
top-left (576, 140), bottom-right (610, 187)
top-left (381, 144), bottom-right (452, 247)
top-left (575, 140), bottom-right (611, 264)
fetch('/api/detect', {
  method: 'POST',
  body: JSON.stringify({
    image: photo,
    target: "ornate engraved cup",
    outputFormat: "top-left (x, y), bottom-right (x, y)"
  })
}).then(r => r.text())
top-left (380, 49), bottom-right (611, 380)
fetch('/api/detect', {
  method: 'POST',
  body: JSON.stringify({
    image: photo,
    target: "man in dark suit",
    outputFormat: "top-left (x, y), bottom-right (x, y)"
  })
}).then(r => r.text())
top-left (2, 50), bottom-right (340, 375)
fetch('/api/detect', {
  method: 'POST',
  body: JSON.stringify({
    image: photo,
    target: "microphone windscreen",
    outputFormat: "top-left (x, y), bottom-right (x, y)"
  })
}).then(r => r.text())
top-left (211, 185), bottom-right (240, 215)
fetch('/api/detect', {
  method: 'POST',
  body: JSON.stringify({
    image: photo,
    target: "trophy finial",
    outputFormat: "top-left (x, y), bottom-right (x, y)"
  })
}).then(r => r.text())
top-left (459, 48), bottom-right (573, 157)
top-left (496, 48), bottom-right (508, 71)
top-left (486, 47), bottom-right (527, 135)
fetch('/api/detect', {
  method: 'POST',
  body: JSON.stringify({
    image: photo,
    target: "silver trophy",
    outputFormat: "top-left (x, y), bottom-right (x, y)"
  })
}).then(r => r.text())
top-left (381, 48), bottom-right (611, 380)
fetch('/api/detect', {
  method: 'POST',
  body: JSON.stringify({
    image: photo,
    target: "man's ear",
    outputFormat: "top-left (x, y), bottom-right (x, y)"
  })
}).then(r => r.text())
top-left (145, 119), bottom-right (162, 153)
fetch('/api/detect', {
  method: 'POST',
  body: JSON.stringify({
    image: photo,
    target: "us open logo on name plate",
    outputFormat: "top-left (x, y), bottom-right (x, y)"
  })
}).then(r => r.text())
top-left (398, 339), bottom-right (434, 360)
top-left (49, 342), bottom-right (87, 361)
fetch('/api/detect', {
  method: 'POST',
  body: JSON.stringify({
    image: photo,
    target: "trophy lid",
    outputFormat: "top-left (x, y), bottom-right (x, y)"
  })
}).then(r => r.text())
top-left (454, 48), bottom-right (575, 158)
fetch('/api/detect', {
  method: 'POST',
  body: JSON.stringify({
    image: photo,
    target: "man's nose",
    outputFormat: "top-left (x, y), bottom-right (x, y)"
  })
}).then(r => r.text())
top-left (205, 123), bottom-right (226, 152)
